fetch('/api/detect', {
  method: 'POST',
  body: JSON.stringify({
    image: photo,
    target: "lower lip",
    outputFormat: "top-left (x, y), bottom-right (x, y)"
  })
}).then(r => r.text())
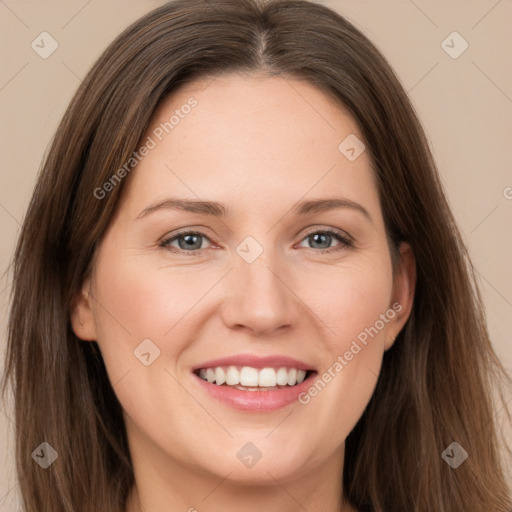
top-left (193, 372), bottom-right (317, 412)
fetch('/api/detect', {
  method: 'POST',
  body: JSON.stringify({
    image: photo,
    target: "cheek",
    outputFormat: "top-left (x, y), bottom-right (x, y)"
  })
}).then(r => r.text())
top-left (306, 256), bottom-right (394, 354)
top-left (91, 248), bottom-right (217, 371)
top-left (89, 252), bottom-right (206, 435)
top-left (93, 249), bottom-right (183, 336)
top-left (301, 256), bottom-right (393, 415)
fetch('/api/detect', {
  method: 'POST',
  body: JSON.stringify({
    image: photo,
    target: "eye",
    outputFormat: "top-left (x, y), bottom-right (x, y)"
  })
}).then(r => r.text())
top-left (297, 229), bottom-right (353, 254)
top-left (160, 231), bottom-right (212, 253)
top-left (159, 228), bottom-right (353, 255)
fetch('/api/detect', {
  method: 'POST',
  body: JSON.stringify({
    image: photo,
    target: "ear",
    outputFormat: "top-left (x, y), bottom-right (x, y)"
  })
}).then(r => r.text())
top-left (385, 242), bottom-right (416, 350)
top-left (70, 277), bottom-right (97, 341)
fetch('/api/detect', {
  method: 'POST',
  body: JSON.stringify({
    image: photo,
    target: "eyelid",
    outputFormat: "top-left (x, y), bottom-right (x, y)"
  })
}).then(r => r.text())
top-left (300, 225), bottom-right (353, 242)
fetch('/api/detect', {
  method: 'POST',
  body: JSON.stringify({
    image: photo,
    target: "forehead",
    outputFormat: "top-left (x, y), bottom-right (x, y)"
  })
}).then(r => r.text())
top-left (120, 73), bottom-right (380, 220)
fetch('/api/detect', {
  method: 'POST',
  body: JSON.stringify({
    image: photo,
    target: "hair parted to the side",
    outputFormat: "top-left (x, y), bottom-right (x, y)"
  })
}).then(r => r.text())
top-left (2, 0), bottom-right (511, 511)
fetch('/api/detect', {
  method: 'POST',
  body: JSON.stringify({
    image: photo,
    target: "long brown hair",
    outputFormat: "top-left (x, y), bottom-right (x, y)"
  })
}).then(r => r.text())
top-left (2, 0), bottom-right (511, 510)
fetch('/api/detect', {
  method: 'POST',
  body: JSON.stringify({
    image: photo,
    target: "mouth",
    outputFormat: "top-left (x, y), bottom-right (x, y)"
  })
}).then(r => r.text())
top-left (193, 365), bottom-right (316, 391)
top-left (192, 363), bottom-right (318, 412)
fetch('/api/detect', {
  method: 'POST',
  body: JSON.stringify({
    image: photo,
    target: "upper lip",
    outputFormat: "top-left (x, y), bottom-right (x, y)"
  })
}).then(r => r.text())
top-left (192, 354), bottom-right (315, 371)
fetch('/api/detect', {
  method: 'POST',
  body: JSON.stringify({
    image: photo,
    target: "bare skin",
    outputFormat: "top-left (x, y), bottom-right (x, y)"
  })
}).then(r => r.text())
top-left (72, 73), bottom-right (416, 512)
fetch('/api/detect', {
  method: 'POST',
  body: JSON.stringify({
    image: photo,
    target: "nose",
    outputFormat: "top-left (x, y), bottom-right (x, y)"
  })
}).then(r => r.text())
top-left (219, 251), bottom-right (298, 338)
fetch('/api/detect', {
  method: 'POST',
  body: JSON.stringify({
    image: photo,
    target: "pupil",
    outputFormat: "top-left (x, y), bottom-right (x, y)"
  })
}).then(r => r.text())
top-left (179, 234), bottom-right (201, 250)
top-left (311, 233), bottom-right (330, 249)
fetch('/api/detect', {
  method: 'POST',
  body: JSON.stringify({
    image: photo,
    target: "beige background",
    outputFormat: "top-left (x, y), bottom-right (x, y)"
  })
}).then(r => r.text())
top-left (1, 1), bottom-right (511, 509)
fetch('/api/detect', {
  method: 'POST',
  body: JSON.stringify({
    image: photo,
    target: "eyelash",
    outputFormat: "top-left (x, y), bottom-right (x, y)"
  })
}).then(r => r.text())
top-left (158, 228), bottom-right (354, 256)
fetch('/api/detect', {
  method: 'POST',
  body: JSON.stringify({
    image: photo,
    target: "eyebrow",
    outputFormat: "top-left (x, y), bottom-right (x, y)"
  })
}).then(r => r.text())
top-left (136, 197), bottom-right (373, 223)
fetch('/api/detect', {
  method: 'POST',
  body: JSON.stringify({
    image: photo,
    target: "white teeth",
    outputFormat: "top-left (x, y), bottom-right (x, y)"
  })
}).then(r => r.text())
top-left (276, 367), bottom-right (289, 385)
top-left (258, 367), bottom-right (277, 387)
top-left (225, 366), bottom-right (240, 385)
top-left (197, 365), bottom-right (311, 387)
top-left (215, 367), bottom-right (226, 386)
top-left (287, 368), bottom-right (297, 386)
top-left (240, 366), bottom-right (259, 386)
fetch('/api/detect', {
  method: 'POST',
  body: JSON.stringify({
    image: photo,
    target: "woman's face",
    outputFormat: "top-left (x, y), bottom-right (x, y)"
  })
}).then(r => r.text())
top-left (73, 73), bottom-right (415, 499)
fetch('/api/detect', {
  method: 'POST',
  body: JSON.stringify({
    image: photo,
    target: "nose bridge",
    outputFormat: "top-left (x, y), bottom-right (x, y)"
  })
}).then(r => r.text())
top-left (221, 243), bottom-right (296, 336)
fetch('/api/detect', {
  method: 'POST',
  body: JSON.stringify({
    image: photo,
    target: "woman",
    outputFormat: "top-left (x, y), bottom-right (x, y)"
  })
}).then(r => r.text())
top-left (2, 0), bottom-right (511, 511)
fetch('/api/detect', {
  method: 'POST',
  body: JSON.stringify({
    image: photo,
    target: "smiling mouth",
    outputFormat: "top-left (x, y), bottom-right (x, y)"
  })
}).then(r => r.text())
top-left (193, 365), bottom-right (316, 390)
